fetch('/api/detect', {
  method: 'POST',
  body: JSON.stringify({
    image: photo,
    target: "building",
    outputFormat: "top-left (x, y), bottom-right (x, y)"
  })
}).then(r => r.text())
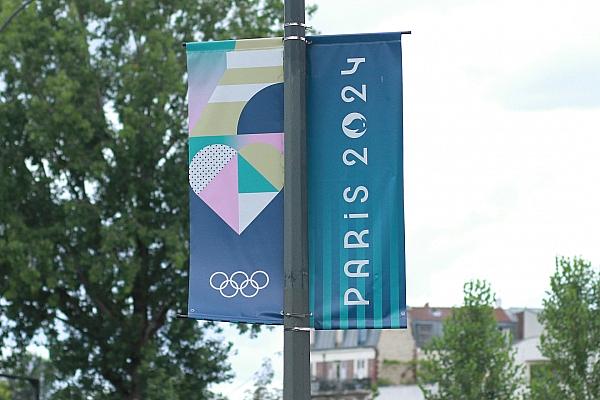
top-left (310, 329), bottom-right (378, 400)
top-left (379, 305), bottom-right (515, 386)
top-left (375, 321), bottom-right (416, 385)
top-left (310, 304), bottom-right (518, 398)
top-left (506, 308), bottom-right (547, 382)
top-left (508, 308), bottom-right (544, 341)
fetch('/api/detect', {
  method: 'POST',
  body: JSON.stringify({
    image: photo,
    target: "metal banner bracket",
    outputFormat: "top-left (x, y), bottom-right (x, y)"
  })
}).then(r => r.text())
top-left (284, 326), bottom-right (312, 332)
top-left (283, 35), bottom-right (310, 44)
top-left (281, 311), bottom-right (312, 318)
top-left (283, 21), bottom-right (311, 44)
top-left (284, 22), bottom-right (309, 28)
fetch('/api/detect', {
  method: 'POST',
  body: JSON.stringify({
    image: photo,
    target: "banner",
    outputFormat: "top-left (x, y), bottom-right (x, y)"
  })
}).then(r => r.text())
top-left (186, 38), bottom-right (284, 324)
top-left (308, 33), bottom-right (407, 330)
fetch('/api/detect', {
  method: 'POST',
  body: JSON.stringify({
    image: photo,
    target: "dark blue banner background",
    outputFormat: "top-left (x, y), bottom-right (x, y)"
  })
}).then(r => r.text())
top-left (188, 189), bottom-right (283, 324)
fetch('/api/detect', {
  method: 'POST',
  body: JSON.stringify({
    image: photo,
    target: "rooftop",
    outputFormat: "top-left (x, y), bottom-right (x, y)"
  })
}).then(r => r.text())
top-left (409, 306), bottom-right (513, 324)
top-left (312, 329), bottom-right (380, 350)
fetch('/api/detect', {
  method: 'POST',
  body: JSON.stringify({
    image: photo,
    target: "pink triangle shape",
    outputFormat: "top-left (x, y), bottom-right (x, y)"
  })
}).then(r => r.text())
top-left (198, 155), bottom-right (240, 233)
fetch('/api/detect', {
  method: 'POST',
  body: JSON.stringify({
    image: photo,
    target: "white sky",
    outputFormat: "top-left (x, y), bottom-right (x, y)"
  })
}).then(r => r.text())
top-left (214, 0), bottom-right (600, 396)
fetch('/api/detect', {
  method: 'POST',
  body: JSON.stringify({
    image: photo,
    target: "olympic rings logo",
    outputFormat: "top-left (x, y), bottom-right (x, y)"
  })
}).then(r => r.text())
top-left (209, 270), bottom-right (270, 298)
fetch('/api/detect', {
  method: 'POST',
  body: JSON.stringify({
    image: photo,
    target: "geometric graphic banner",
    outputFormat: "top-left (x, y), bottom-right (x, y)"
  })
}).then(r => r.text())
top-left (186, 38), bottom-right (284, 324)
top-left (307, 33), bottom-right (408, 330)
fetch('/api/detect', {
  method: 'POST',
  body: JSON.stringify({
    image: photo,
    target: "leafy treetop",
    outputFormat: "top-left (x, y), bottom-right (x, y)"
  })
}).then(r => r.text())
top-left (0, 1), bottom-right (314, 399)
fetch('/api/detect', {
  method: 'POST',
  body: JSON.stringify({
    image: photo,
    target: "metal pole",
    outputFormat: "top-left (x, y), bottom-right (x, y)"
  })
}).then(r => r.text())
top-left (31, 379), bottom-right (40, 400)
top-left (0, 373), bottom-right (40, 400)
top-left (283, 0), bottom-right (309, 399)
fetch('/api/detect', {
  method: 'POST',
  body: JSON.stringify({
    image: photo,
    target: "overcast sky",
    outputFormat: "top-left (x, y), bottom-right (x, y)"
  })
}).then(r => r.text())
top-left (213, 0), bottom-right (600, 396)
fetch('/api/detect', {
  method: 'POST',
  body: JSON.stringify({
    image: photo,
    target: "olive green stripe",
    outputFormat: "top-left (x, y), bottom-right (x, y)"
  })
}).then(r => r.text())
top-left (219, 67), bottom-right (283, 85)
top-left (190, 102), bottom-right (245, 136)
top-left (234, 37), bottom-right (282, 50)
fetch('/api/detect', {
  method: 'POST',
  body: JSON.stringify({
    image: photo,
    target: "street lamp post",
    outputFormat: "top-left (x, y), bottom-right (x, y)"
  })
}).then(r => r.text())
top-left (0, 373), bottom-right (40, 400)
top-left (283, 0), bottom-right (310, 399)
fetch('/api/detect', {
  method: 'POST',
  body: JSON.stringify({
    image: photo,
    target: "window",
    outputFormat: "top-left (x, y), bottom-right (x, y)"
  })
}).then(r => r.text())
top-left (355, 359), bottom-right (367, 379)
top-left (340, 361), bottom-right (348, 380)
top-left (358, 329), bottom-right (368, 345)
top-left (415, 323), bottom-right (433, 347)
top-left (327, 363), bottom-right (337, 380)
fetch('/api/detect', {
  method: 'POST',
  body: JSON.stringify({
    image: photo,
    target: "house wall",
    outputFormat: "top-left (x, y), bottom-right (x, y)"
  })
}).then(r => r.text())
top-left (376, 326), bottom-right (417, 384)
top-left (514, 336), bottom-right (547, 383)
top-left (315, 361), bottom-right (327, 380)
top-left (368, 359), bottom-right (377, 381)
top-left (523, 310), bottom-right (543, 339)
top-left (311, 347), bottom-right (377, 381)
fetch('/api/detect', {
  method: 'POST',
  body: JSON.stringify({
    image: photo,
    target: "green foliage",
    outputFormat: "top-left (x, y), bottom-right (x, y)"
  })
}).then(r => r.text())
top-left (418, 280), bottom-right (524, 400)
top-left (376, 377), bottom-right (394, 387)
top-left (0, 381), bottom-right (10, 400)
top-left (370, 381), bottom-right (380, 398)
top-left (244, 358), bottom-right (281, 400)
top-left (531, 257), bottom-right (600, 400)
top-left (0, 1), bottom-right (303, 398)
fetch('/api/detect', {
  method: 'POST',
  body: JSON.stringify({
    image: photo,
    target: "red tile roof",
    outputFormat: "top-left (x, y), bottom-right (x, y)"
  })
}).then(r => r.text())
top-left (409, 306), bottom-right (513, 323)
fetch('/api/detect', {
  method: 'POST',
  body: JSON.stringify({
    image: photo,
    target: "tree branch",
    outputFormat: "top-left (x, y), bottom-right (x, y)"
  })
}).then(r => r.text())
top-left (142, 302), bottom-right (171, 345)
top-left (0, 0), bottom-right (33, 34)
top-left (76, 268), bottom-right (117, 320)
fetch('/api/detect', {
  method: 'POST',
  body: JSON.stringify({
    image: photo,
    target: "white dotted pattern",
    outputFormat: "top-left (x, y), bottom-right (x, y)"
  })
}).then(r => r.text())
top-left (189, 144), bottom-right (237, 195)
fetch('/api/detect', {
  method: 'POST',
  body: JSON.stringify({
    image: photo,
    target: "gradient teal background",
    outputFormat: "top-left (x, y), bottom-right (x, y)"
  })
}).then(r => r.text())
top-left (307, 33), bottom-right (407, 330)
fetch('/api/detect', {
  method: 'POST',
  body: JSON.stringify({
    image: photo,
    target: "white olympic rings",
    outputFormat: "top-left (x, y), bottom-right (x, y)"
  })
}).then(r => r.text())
top-left (209, 270), bottom-right (270, 298)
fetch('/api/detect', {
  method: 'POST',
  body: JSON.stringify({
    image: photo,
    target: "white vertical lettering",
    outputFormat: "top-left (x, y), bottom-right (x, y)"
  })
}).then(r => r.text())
top-left (341, 57), bottom-right (366, 75)
top-left (344, 260), bottom-right (370, 278)
top-left (344, 230), bottom-right (369, 248)
top-left (344, 288), bottom-right (370, 306)
top-left (343, 186), bottom-right (369, 203)
top-left (343, 213), bottom-right (369, 219)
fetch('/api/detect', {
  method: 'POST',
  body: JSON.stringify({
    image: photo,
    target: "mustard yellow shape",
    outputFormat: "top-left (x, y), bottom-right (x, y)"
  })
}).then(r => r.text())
top-left (239, 143), bottom-right (284, 191)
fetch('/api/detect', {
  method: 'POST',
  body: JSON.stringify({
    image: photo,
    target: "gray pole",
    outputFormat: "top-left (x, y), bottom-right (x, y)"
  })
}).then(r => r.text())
top-left (283, 0), bottom-right (309, 399)
top-left (0, 373), bottom-right (40, 400)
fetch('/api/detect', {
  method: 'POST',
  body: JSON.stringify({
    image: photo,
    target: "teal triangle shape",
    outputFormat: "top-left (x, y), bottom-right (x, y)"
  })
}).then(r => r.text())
top-left (238, 154), bottom-right (278, 193)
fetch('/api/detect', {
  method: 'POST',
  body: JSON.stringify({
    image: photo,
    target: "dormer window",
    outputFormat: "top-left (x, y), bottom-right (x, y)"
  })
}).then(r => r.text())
top-left (415, 323), bottom-right (433, 347)
top-left (358, 329), bottom-right (368, 345)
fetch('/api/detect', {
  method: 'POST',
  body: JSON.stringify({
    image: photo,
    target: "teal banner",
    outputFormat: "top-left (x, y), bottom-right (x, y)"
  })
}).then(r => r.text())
top-left (308, 33), bottom-right (407, 330)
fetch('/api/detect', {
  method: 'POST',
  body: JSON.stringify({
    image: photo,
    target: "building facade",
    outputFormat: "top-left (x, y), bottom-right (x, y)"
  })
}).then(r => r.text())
top-left (310, 304), bottom-right (520, 398)
top-left (310, 329), bottom-right (379, 400)
top-left (507, 308), bottom-right (547, 383)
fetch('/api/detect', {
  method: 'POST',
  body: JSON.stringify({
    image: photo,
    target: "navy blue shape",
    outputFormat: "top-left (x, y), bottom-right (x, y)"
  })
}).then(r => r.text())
top-left (237, 83), bottom-right (283, 134)
top-left (188, 189), bottom-right (284, 324)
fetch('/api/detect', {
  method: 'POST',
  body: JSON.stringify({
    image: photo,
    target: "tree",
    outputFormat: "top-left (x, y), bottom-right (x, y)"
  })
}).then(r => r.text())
top-left (0, 1), bottom-right (308, 399)
top-left (418, 280), bottom-right (523, 400)
top-left (530, 257), bottom-right (600, 400)
top-left (244, 358), bottom-right (282, 400)
top-left (0, 381), bottom-right (10, 400)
